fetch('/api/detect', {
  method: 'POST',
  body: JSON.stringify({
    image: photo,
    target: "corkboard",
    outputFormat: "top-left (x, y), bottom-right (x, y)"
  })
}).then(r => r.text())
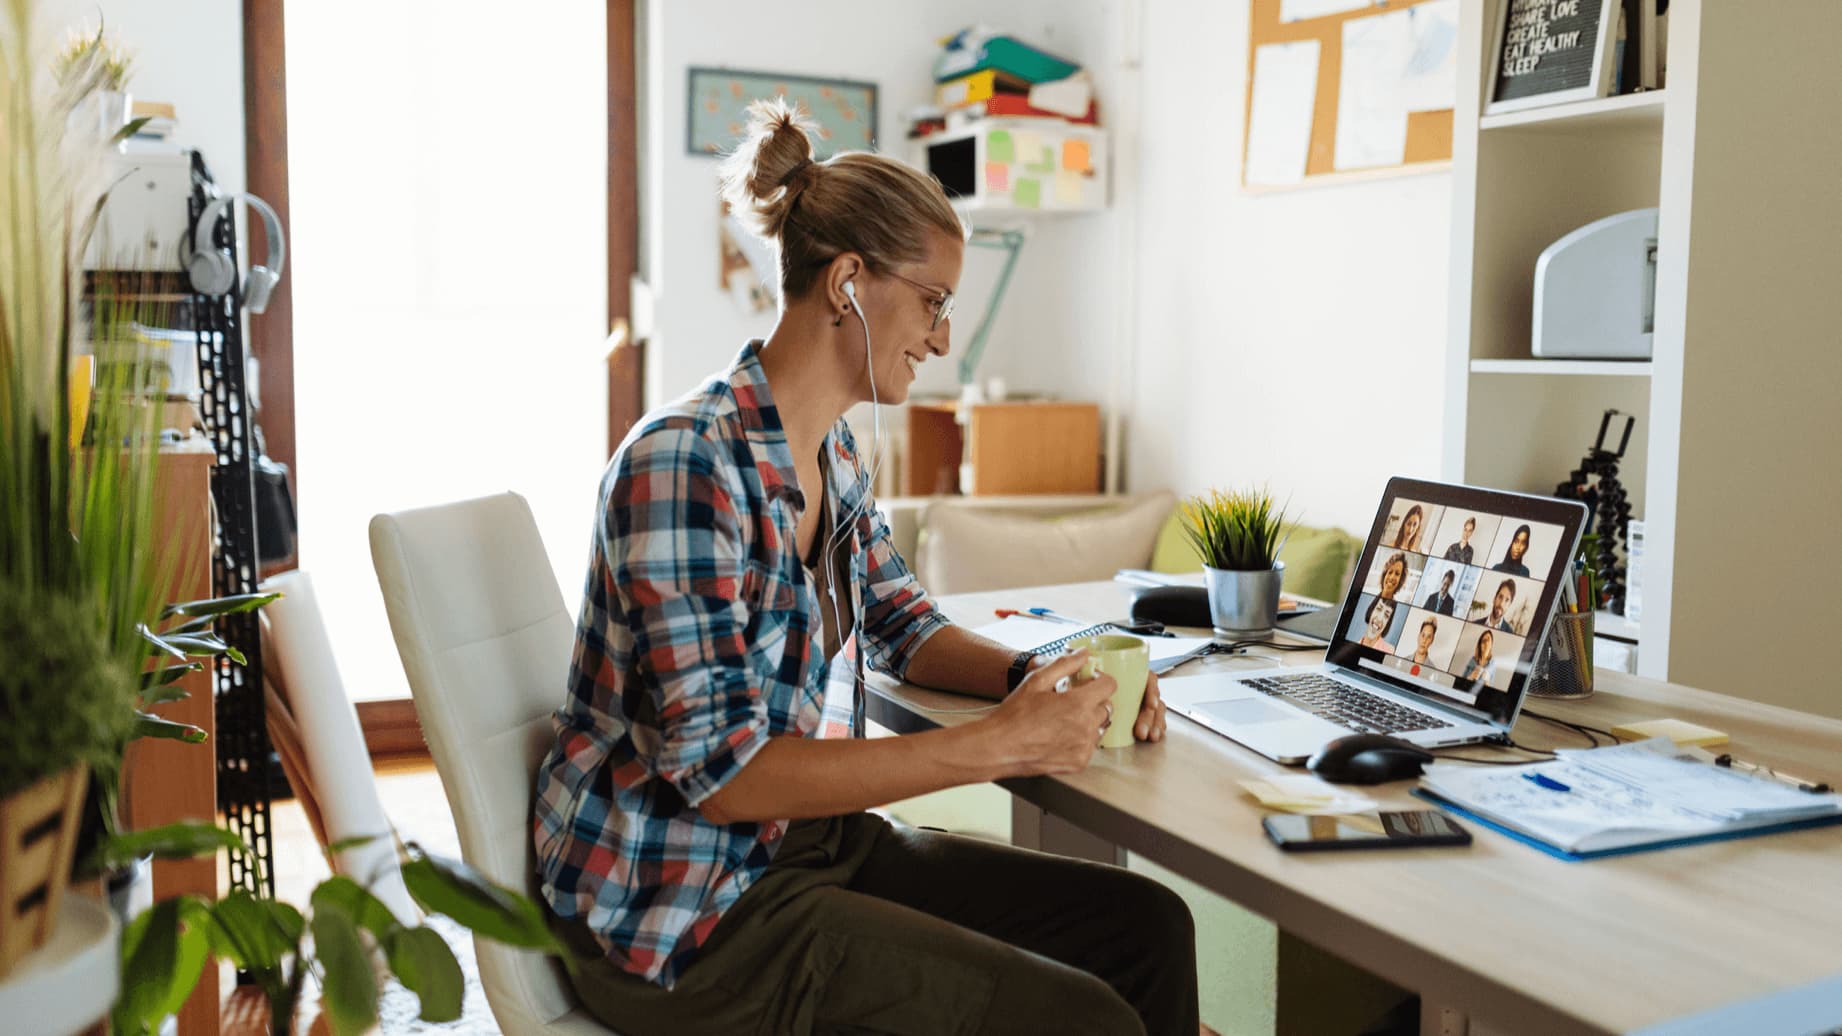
top-left (1243, 0), bottom-right (1454, 190)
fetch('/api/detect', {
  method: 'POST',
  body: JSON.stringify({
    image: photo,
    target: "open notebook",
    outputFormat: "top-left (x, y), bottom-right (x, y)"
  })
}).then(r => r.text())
top-left (974, 616), bottom-right (1220, 674)
top-left (1416, 738), bottom-right (1842, 860)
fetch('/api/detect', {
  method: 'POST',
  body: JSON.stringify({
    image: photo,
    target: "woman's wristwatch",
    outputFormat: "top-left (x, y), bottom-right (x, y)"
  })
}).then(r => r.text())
top-left (1005, 650), bottom-right (1037, 693)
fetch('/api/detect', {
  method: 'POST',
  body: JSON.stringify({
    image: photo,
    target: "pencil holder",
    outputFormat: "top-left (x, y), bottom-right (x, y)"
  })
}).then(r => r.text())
top-left (1529, 611), bottom-right (1594, 700)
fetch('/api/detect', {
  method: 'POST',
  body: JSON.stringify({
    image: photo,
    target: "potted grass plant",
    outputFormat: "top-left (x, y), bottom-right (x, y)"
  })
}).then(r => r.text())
top-left (0, 0), bottom-right (167, 975)
top-left (54, 22), bottom-right (134, 146)
top-left (1181, 486), bottom-right (1292, 636)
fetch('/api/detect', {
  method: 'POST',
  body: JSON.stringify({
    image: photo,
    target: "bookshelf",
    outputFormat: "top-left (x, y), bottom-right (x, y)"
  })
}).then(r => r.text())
top-left (1469, 359), bottom-right (1653, 377)
top-left (1444, 0), bottom-right (1842, 720)
top-left (1478, 90), bottom-right (1666, 132)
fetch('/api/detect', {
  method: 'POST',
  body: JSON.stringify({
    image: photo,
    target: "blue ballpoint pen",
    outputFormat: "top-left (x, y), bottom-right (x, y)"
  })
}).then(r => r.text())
top-left (1026, 607), bottom-right (1084, 625)
top-left (1524, 772), bottom-right (1571, 792)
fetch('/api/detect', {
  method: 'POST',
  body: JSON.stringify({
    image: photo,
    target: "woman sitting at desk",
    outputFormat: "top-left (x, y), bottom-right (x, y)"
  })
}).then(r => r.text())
top-left (532, 100), bottom-right (1195, 1036)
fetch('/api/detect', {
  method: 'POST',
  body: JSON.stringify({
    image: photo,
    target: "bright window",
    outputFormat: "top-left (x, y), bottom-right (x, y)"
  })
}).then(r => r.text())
top-left (286, 3), bottom-right (607, 700)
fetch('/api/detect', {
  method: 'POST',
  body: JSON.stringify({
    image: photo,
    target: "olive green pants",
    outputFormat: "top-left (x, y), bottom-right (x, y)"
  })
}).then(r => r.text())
top-left (554, 812), bottom-right (1199, 1036)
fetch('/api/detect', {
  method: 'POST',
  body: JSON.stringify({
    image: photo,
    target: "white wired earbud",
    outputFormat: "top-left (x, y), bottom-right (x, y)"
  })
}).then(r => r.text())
top-left (818, 276), bottom-right (888, 737)
top-left (829, 278), bottom-right (884, 544)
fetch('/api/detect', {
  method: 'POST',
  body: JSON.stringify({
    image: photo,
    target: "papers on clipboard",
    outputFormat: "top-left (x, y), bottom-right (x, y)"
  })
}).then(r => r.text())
top-left (1417, 738), bottom-right (1842, 859)
top-left (974, 616), bottom-right (1220, 674)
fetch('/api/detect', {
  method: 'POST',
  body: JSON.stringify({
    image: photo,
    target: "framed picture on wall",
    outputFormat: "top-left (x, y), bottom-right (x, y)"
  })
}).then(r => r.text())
top-left (687, 67), bottom-right (877, 159)
top-left (1484, 0), bottom-right (1620, 115)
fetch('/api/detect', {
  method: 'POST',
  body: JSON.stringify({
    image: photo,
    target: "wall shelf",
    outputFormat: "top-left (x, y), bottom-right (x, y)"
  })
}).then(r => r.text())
top-left (1470, 359), bottom-right (1653, 376)
top-left (1480, 91), bottom-right (1666, 133)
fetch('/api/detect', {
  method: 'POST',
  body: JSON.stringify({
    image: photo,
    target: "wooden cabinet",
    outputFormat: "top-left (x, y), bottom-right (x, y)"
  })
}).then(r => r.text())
top-left (905, 400), bottom-right (1101, 497)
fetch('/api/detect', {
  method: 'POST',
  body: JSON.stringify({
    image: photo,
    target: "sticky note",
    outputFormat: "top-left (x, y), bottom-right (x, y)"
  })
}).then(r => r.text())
top-left (986, 130), bottom-right (1014, 164)
top-left (1062, 138), bottom-right (1092, 173)
top-left (1611, 719), bottom-right (1730, 747)
top-left (984, 162), bottom-right (1009, 192)
top-left (1054, 171), bottom-right (1083, 205)
top-left (1013, 178), bottom-right (1041, 208)
top-left (1018, 132), bottom-right (1054, 172)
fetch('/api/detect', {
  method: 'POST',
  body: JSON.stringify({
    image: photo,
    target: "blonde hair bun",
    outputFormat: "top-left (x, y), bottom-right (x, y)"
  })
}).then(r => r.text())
top-left (719, 98), bottom-right (819, 241)
top-left (716, 96), bottom-right (963, 300)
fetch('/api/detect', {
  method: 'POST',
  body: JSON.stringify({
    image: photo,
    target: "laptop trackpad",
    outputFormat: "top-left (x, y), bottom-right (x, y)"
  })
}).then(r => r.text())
top-left (1198, 698), bottom-right (1297, 726)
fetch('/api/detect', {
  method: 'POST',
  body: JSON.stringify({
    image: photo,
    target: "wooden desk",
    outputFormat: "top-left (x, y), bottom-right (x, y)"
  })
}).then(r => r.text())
top-left (867, 581), bottom-right (1842, 1036)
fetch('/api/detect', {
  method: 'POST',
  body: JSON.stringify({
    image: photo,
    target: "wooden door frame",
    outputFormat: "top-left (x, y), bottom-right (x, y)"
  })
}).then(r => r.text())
top-left (608, 0), bottom-right (644, 457)
top-left (244, 1), bottom-right (642, 740)
top-left (244, 0), bottom-right (296, 561)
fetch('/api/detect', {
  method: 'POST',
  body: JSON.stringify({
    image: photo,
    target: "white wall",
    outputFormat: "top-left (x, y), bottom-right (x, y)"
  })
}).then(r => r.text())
top-left (44, 0), bottom-right (246, 193)
top-left (643, 0), bottom-right (1128, 431)
top-left (1126, 1), bottom-right (1454, 537)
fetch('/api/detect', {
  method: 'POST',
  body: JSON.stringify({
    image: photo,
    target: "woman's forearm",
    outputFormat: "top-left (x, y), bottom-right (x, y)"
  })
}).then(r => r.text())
top-left (697, 724), bottom-right (999, 824)
top-left (899, 624), bottom-right (1017, 699)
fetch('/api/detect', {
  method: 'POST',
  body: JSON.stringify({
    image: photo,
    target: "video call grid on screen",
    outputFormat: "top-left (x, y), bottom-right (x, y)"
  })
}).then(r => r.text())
top-left (1330, 481), bottom-right (1584, 723)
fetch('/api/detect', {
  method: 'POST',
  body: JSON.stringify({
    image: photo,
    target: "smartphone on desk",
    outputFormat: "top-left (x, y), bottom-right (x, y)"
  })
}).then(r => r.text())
top-left (1264, 810), bottom-right (1471, 852)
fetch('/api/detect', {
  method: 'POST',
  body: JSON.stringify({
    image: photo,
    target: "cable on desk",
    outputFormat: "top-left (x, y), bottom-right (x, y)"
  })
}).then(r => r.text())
top-left (1520, 709), bottom-right (1622, 749)
top-left (1432, 736), bottom-right (1557, 765)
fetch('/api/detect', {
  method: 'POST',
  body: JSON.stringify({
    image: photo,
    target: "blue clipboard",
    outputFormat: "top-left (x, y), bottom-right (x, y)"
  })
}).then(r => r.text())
top-left (1412, 788), bottom-right (1842, 862)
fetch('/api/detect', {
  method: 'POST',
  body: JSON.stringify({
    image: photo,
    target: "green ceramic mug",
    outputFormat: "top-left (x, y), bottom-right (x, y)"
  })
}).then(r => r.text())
top-left (1070, 634), bottom-right (1150, 749)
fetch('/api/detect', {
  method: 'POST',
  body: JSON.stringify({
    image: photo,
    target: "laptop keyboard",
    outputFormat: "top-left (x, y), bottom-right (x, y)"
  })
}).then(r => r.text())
top-left (1243, 673), bottom-right (1456, 735)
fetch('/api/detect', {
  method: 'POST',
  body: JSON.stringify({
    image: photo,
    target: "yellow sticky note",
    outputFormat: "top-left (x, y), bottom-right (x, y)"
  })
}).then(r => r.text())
top-left (1054, 171), bottom-right (1084, 206)
top-left (1611, 718), bottom-right (1730, 747)
top-left (1062, 138), bottom-right (1092, 173)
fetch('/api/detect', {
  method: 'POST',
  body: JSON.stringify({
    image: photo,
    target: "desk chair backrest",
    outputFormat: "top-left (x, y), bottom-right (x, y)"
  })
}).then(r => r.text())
top-left (370, 492), bottom-right (613, 1035)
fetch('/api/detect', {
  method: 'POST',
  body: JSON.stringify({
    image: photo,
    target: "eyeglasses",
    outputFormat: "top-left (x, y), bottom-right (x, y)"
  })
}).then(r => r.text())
top-left (884, 270), bottom-right (956, 331)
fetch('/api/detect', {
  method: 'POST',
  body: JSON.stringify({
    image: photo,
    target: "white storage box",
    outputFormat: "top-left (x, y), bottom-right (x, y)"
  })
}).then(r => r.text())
top-left (920, 118), bottom-right (1107, 213)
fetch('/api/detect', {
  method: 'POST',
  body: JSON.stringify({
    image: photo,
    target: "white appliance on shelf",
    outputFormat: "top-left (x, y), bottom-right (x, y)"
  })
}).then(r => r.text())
top-left (83, 150), bottom-right (194, 273)
top-left (1531, 208), bottom-right (1659, 360)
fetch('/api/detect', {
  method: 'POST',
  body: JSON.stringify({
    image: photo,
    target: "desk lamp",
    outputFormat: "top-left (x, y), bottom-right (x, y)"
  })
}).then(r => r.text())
top-left (956, 227), bottom-right (1026, 399)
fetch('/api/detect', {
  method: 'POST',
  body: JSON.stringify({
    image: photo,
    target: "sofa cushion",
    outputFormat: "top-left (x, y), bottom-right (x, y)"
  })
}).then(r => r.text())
top-left (915, 492), bottom-right (1176, 595)
top-left (1151, 512), bottom-right (1359, 604)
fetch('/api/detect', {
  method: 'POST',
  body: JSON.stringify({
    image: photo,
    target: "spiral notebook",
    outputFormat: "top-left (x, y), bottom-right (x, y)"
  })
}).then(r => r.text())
top-left (1415, 738), bottom-right (1842, 861)
top-left (975, 616), bottom-right (1221, 674)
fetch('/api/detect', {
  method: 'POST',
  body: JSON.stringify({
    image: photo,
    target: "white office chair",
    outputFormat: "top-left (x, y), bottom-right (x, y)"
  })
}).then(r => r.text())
top-left (369, 492), bottom-right (618, 1036)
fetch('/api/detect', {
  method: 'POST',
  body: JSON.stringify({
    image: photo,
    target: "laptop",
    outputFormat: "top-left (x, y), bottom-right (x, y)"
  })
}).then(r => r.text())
top-left (1161, 477), bottom-right (1588, 764)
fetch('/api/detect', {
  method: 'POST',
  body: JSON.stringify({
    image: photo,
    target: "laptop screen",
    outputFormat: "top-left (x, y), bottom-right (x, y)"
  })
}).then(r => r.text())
top-left (1323, 478), bottom-right (1589, 727)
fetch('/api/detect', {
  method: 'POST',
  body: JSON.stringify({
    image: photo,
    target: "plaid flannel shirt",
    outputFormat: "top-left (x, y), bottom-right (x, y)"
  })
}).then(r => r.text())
top-left (533, 342), bottom-right (951, 986)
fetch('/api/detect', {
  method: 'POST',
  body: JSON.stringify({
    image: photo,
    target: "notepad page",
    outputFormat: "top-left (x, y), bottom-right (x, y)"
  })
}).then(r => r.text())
top-left (1420, 739), bottom-right (1842, 852)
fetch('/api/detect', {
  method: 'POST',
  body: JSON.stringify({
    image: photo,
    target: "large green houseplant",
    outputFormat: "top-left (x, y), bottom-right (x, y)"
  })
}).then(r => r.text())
top-left (0, 0), bottom-right (171, 971)
top-left (104, 828), bottom-right (573, 1036)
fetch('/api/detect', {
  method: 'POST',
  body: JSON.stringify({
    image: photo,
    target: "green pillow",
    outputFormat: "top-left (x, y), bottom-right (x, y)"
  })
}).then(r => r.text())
top-left (1152, 510), bottom-right (1357, 604)
top-left (1149, 511), bottom-right (1203, 574)
top-left (1277, 525), bottom-right (1360, 603)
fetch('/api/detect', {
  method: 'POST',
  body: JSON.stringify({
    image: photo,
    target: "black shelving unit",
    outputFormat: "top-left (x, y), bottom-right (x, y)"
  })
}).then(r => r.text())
top-left (186, 152), bottom-right (275, 900)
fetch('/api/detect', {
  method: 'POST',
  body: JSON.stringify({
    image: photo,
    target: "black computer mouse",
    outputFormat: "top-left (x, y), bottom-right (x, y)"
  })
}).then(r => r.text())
top-left (1130, 585), bottom-right (1212, 629)
top-left (1306, 734), bottom-right (1435, 785)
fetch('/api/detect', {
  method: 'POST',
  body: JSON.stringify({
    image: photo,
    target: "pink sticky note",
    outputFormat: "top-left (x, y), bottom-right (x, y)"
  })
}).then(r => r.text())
top-left (985, 162), bottom-right (1010, 192)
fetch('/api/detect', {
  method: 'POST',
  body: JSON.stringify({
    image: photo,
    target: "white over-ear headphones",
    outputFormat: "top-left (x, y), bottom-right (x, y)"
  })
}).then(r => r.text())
top-left (186, 192), bottom-right (287, 314)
